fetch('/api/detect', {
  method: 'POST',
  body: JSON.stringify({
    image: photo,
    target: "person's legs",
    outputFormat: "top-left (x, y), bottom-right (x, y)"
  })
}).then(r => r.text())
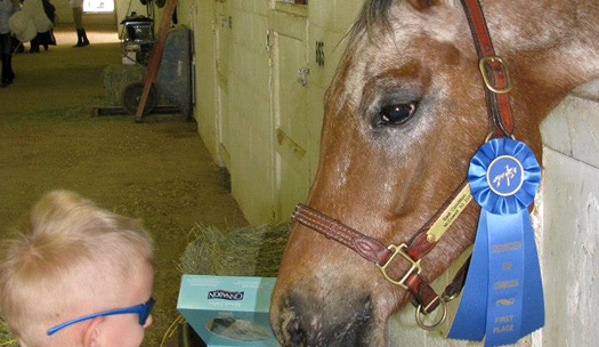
top-left (72, 7), bottom-right (82, 46)
top-left (30, 36), bottom-right (40, 53)
top-left (0, 60), bottom-right (7, 87)
top-left (72, 6), bottom-right (89, 47)
top-left (1, 33), bottom-right (15, 87)
top-left (72, 6), bottom-right (83, 29)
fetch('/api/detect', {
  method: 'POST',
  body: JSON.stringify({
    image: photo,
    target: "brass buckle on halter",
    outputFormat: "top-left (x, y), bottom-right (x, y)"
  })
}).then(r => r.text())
top-left (478, 56), bottom-right (513, 94)
top-left (376, 243), bottom-right (422, 290)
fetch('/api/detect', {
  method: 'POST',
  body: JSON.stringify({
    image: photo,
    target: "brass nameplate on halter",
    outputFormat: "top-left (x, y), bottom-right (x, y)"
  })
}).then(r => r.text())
top-left (426, 185), bottom-right (473, 243)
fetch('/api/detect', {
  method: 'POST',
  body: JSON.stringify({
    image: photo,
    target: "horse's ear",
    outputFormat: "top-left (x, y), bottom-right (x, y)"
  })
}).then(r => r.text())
top-left (406, 0), bottom-right (453, 11)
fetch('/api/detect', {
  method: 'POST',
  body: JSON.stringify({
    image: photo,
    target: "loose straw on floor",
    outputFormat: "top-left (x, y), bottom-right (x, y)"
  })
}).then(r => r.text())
top-left (159, 314), bottom-right (184, 347)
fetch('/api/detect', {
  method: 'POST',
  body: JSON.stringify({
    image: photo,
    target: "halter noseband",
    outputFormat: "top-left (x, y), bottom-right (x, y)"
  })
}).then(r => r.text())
top-left (291, 0), bottom-right (516, 330)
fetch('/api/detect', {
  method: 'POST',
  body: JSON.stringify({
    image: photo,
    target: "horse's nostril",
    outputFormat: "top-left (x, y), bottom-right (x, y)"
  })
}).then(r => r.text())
top-left (276, 294), bottom-right (374, 347)
top-left (277, 299), bottom-right (308, 347)
top-left (287, 316), bottom-right (307, 345)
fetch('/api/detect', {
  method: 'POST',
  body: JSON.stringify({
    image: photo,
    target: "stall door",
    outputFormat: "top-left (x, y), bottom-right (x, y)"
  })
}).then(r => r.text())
top-left (269, 12), bottom-right (311, 221)
top-left (215, 8), bottom-right (232, 167)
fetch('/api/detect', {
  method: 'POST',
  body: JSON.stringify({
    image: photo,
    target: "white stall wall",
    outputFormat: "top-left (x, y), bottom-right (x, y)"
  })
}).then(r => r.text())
top-left (175, 1), bottom-right (599, 345)
top-left (177, 0), bottom-right (362, 225)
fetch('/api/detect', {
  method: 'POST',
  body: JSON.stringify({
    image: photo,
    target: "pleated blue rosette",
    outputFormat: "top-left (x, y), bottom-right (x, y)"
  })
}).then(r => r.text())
top-left (448, 138), bottom-right (544, 346)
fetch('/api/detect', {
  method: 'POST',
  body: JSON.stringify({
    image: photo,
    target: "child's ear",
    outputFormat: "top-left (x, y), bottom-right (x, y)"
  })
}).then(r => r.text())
top-left (83, 316), bottom-right (104, 347)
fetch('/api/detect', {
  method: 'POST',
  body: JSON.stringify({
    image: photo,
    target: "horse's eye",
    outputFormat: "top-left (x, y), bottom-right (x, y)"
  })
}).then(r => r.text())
top-left (378, 102), bottom-right (418, 126)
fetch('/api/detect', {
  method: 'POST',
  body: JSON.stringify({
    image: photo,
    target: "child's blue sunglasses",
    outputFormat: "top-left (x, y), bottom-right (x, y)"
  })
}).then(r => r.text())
top-left (47, 297), bottom-right (156, 336)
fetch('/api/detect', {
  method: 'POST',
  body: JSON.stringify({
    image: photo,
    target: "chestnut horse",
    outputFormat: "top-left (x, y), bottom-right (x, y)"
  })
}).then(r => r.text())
top-left (270, 0), bottom-right (599, 346)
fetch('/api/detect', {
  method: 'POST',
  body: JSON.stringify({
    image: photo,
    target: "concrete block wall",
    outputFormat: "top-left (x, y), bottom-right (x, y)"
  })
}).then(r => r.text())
top-left (537, 82), bottom-right (599, 347)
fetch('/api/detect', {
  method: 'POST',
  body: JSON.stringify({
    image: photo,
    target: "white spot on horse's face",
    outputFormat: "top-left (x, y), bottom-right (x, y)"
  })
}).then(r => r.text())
top-left (334, 155), bottom-right (351, 189)
top-left (389, 1), bottom-right (462, 44)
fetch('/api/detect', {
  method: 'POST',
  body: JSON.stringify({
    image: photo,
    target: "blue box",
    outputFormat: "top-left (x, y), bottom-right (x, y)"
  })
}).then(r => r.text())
top-left (177, 275), bottom-right (280, 347)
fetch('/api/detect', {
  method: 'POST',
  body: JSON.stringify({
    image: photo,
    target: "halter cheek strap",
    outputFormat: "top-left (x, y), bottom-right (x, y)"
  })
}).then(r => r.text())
top-left (461, 0), bottom-right (515, 137)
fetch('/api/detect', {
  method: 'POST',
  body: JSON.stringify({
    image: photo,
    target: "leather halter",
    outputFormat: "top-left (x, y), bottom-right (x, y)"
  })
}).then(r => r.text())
top-left (292, 0), bottom-right (515, 329)
top-left (462, 0), bottom-right (515, 136)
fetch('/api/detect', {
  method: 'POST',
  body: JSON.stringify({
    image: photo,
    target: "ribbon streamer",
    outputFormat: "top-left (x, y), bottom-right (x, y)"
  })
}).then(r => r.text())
top-left (448, 138), bottom-right (544, 346)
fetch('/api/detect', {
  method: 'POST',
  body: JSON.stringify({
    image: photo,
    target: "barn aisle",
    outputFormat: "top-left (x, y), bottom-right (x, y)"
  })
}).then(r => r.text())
top-left (0, 24), bottom-right (248, 347)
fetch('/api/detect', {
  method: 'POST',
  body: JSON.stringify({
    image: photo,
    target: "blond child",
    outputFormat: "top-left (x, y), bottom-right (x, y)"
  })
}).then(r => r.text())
top-left (0, 190), bottom-right (155, 347)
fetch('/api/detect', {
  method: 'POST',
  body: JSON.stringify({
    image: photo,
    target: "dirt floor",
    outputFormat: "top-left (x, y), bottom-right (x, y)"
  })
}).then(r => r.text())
top-left (0, 25), bottom-right (248, 346)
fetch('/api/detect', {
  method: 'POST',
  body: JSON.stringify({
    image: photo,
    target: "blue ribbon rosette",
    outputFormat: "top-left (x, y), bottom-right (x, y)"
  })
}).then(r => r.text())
top-left (448, 138), bottom-right (545, 346)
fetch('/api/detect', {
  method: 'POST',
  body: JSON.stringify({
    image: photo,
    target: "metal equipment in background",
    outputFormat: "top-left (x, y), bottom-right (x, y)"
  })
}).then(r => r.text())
top-left (122, 23), bottom-right (192, 121)
top-left (121, 12), bottom-right (155, 65)
top-left (130, 0), bottom-right (193, 122)
top-left (95, 0), bottom-right (193, 122)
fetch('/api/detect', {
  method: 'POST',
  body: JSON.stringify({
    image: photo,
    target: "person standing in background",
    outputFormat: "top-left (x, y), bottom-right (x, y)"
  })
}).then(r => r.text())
top-left (69, 0), bottom-right (88, 47)
top-left (24, 0), bottom-right (54, 52)
top-left (0, 0), bottom-right (19, 87)
top-left (30, 0), bottom-right (56, 52)
top-left (41, 0), bottom-right (57, 50)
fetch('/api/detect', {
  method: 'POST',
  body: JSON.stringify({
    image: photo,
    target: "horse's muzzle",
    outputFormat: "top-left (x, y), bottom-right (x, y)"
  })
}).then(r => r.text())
top-left (271, 293), bottom-right (375, 347)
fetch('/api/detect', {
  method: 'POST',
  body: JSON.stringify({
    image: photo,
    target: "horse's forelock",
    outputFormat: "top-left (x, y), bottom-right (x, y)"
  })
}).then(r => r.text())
top-left (352, 0), bottom-right (395, 37)
top-left (352, 0), bottom-right (459, 40)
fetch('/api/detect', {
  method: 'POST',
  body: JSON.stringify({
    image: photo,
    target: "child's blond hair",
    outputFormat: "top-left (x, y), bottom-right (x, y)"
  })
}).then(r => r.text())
top-left (0, 190), bottom-right (154, 347)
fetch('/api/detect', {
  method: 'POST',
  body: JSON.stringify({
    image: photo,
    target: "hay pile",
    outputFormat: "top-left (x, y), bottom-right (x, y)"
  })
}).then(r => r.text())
top-left (179, 223), bottom-right (292, 277)
top-left (0, 319), bottom-right (17, 347)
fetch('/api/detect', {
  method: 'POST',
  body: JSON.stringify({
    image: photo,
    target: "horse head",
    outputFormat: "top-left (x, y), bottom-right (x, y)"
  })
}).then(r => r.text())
top-left (270, 0), bottom-right (599, 346)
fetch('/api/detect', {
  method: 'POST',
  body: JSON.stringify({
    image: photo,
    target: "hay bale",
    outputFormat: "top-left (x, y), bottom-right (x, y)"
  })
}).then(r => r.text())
top-left (103, 64), bottom-right (146, 106)
top-left (179, 223), bottom-right (292, 277)
top-left (103, 64), bottom-right (167, 107)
